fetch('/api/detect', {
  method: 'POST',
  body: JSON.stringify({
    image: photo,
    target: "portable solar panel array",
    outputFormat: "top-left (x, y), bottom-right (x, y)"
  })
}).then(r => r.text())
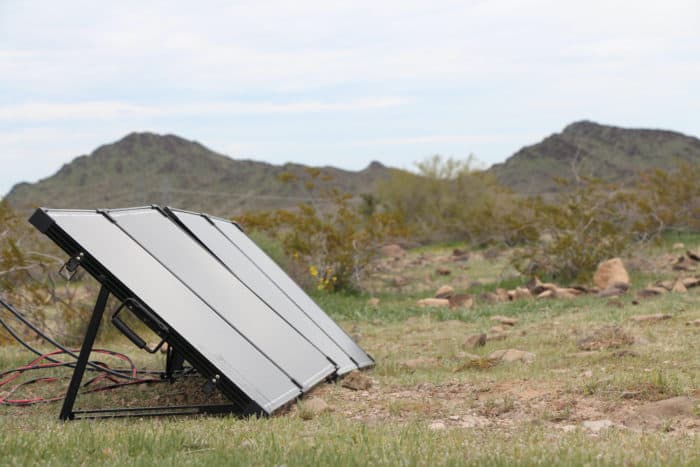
top-left (29, 206), bottom-right (373, 420)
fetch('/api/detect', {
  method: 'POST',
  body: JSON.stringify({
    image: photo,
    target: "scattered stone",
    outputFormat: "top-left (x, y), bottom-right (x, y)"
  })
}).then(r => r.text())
top-left (490, 315), bottom-right (518, 326)
top-left (416, 298), bottom-right (450, 308)
top-left (682, 277), bottom-right (700, 288)
top-left (489, 325), bottom-right (506, 334)
top-left (300, 397), bottom-right (331, 419)
top-left (672, 256), bottom-right (696, 271)
top-left (341, 370), bottom-right (372, 391)
top-left (402, 357), bottom-right (439, 370)
top-left (380, 244), bottom-right (405, 258)
top-left (449, 294), bottom-right (473, 309)
top-left (459, 415), bottom-right (489, 428)
top-left (435, 285), bottom-right (454, 299)
top-left (687, 250), bottom-right (700, 261)
top-left (428, 421), bottom-right (446, 431)
top-left (536, 290), bottom-right (554, 299)
top-left (435, 266), bottom-right (452, 276)
top-left (593, 258), bottom-right (630, 290)
top-left (577, 326), bottom-right (634, 351)
top-left (672, 242), bottom-right (685, 250)
top-left (487, 348), bottom-right (535, 364)
top-left (559, 424), bottom-right (577, 433)
top-left (606, 298), bottom-right (624, 308)
top-left (508, 287), bottom-right (532, 301)
top-left (630, 313), bottom-right (672, 323)
top-left (463, 333), bottom-right (487, 348)
top-left (451, 249), bottom-right (469, 261)
top-left (672, 280), bottom-right (688, 293)
top-left (367, 297), bottom-right (380, 307)
top-left (581, 419), bottom-right (615, 433)
top-left (686, 319), bottom-right (700, 327)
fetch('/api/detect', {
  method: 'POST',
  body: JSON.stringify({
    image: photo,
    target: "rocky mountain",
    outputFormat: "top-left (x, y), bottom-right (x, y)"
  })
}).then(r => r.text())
top-left (5, 132), bottom-right (396, 217)
top-left (489, 121), bottom-right (700, 194)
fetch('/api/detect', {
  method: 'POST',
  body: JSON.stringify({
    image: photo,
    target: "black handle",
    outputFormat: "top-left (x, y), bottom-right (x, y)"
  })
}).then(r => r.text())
top-left (112, 314), bottom-right (147, 349)
top-left (111, 299), bottom-right (167, 354)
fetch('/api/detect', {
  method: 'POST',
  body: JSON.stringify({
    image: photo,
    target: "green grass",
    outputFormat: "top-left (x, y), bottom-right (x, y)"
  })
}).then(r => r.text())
top-left (2, 241), bottom-right (700, 465)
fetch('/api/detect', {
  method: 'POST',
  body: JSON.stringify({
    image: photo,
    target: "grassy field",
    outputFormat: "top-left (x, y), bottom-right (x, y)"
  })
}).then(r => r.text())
top-left (1, 243), bottom-right (700, 465)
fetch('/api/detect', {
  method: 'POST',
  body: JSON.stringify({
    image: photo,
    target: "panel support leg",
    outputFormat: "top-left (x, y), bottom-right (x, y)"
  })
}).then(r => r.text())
top-left (59, 285), bottom-right (110, 421)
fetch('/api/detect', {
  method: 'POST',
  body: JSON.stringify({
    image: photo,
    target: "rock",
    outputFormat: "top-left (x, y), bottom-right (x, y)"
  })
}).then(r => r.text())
top-left (402, 357), bottom-right (439, 370)
top-left (672, 256), bottom-right (696, 271)
top-left (687, 250), bottom-right (700, 261)
top-left (636, 397), bottom-right (696, 419)
top-left (367, 297), bottom-right (380, 307)
top-left (435, 285), bottom-right (454, 299)
top-left (380, 244), bottom-right (405, 258)
top-left (489, 325), bottom-right (506, 334)
top-left (686, 319), bottom-right (700, 326)
top-left (449, 294), bottom-right (473, 309)
top-left (657, 280), bottom-right (675, 291)
top-left (435, 266), bottom-right (452, 276)
top-left (682, 277), bottom-right (700, 288)
top-left (490, 316), bottom-right (518, 326)
top-left (487, 348), bottom-right (535, 364)
top-left (536, 290), bottom-right (554, 299)
top-left (301, 397), bottom-right (331, 418)
top-left (672, 242), bottom-right (685, 250)
top-left (672, 280), bottom-right (688, 293)
top-left (553, 288), bottom-right (580, 299)
top-left (341, 370), bottom-right (372, 391)
top-left (593, 258), bottom-right (630, 290)
top-left (428, 421), bottom-right (446, 431)
top-left (630, 313), bottom-right (672, 323)
top-left (508, 287), bottom-right (532, 301)
top-left (581, 419), bottom-right (615, 433)
top-left (416, 298), bottom-right (450, 308)
top-left (464, 333), bottom-right (487, 348)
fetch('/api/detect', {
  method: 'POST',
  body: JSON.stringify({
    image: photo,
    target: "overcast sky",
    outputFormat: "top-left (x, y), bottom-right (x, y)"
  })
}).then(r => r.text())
top-left (1, 0), bottom-right (698, 196)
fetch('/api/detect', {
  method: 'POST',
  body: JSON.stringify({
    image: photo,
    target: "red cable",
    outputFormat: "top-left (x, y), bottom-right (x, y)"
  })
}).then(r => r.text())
top-left (0, 349), bottom-right (162, 406)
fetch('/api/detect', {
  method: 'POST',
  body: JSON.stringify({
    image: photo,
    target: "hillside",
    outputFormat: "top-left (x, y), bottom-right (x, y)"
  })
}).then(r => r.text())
top-left (5, 133), bottom-right (396, 217)
top-left (489, 121), bottom-right (700, 194)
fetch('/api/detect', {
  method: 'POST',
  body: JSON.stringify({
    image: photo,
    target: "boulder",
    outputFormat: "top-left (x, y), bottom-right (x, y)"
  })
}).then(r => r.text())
top-left (672, 280), bottom-right (688, 293)
top-left (435, 266), bottom-right (452, 276)
top-left (508, 287), bottom-right (532, 301)
top-left (435, 285), bottom-right (454, 299)
top-left (593, 258), bottom-right (630, 290)
top-left (686, 319), bottom-right (700, 327)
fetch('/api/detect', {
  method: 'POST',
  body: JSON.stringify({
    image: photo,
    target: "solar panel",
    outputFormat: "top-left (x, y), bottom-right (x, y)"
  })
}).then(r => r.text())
top-left (167, 208), bottom-right (375, 370)
top-left (29, 206), bottom-right (372, 419)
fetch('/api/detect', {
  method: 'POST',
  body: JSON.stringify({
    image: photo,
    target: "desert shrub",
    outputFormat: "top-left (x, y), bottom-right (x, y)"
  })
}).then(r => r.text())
top-left (378, 154), bottom-right (535, 245)
top-left (238, 170), bottom-right (404, 292)
top-left (511, 177), bottom-right (637, 282)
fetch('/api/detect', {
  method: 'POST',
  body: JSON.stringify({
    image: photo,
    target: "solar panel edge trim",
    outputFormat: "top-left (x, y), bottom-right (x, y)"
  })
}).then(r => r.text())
top-left (191, 210), bottom-right (375, 368)
top-left (29, 208), bottom-right (295, 416)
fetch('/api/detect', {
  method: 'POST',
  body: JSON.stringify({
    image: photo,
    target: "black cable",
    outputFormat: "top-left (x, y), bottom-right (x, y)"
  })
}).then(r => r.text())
top-left (0, 295), bottom-right (194, 378)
